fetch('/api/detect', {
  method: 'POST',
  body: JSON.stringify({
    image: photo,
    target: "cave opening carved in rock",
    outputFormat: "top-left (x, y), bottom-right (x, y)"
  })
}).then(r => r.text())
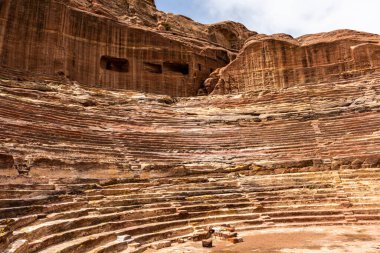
top-left (100, 56), bottom-right (129, 73)
top-left (143, 62), bottom-right (163, 74)
top-left (163, 62), bottom-right (189, 75)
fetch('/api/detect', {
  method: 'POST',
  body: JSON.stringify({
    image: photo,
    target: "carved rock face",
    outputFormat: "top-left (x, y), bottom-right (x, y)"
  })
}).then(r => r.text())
top-left (210, 30), bottom-right (380, 95)
top-left (0, 0), bottom-right (256, 97)
top-left (0, 0), bottom-right (233, 97)
top-left (207, 21), bottom-right (257, 51)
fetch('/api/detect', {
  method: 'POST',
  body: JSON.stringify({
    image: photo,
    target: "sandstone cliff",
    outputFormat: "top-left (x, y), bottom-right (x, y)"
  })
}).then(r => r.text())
top-left (0, 0), bottom-right (253, 97)
top-left (68, 0), bottom-right (255, 51)
top-left (208, 30), bottom-right (380, 95)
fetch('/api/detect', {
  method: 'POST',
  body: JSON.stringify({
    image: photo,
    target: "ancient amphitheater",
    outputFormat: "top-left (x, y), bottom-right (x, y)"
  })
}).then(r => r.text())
top-left (0, 0), bottom-right (379, 252)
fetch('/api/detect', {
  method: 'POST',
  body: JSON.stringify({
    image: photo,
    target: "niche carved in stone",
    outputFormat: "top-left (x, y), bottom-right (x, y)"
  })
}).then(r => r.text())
top-left (101, 56), bottom-right (129, 73)
top-left (163, 62), bottom-right (189, 75)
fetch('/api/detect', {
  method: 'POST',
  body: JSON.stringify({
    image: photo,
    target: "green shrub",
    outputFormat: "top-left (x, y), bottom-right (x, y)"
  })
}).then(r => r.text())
top-left (162, 22), bottom-right (171, 31)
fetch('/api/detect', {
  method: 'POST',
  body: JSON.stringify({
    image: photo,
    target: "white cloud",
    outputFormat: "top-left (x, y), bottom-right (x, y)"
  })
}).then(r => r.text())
top-left (200, 0), bottom-right (380, 37)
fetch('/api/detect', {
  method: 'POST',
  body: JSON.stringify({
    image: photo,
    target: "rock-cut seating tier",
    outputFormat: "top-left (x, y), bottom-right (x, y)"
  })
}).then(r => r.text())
top-left (0, 168), bottom-right (379, 253)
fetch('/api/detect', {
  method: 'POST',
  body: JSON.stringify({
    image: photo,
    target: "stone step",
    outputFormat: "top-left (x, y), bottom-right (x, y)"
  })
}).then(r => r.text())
top-left (86, 235), bottom-right (133, 253)
top-left (193, 218), bottom-right (265, 231)
top-left (94, 204), bottom-right (173, 215)
top-left (28, 219), bottom-right (190, 253)
top-left (37, 233), bottom-right (118, 253)
top-left (179, 202), bottom-right (253, 212)
top-left (126, 227), bottom-right (193, 253)
top-left (88, 196), bottom-right (185, 208)
top-left (14, 208), bottom-right (178, 242)
top-left (352, 208), bottom-right (380, 215)
top-left (0, 185), bottom-right (56, 191)
top-left (0, 196), bottom-right (73, 209)
top-left (279, 221), bottom-right (351, 228)
top-left (188, 207), bottom-right (256, 218)
top-left (256, 193), bottom-right (341, 201)
top-left (354, 214), bottom-right (380, 221)
top-left (262, 203), bottom-right (343, 212)
top-left (270, 214), bottom-right (346, 223)
top-left (94, 191), bottom-right (246, 202)
top-left (0, 201), bottom-right (87, 220)
top-left (253, 188), bottom-right (339, 197)
top-left (0, 206), bottom-right (45, 220)
top-left (0, 215), bottom-right (40, 231)
top-left (259, 197), bottom-right (346, 206)
top-left (188, 213), bottom-right (261, 226)
top-left (3, 239), bottom-right (28, 253)
top-left (41, 209), bottom-right (90, 224)
top-left (265, 209), bottom-right (343, 218)
top-left (0, 190), bottom-right (61, 199)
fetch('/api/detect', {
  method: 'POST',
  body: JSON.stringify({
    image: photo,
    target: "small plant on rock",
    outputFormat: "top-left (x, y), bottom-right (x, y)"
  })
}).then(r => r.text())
top-left (162, 22), bottom-right (171, 31)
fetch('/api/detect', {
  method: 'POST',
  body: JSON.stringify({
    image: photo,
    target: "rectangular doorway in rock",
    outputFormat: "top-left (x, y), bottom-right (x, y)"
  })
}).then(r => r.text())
top-left (100, 56), bottom-right (129, 72)
top-left (143, 62), bottom-right (163, 74)
top-left (163, 62), bottom-right (189, 75)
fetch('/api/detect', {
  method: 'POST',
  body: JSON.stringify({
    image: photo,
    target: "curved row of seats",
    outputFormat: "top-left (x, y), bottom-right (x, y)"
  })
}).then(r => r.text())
top-left (0, 71), bottom-right (379, 252)
top-left (0, 168), bottom-right (379, 253)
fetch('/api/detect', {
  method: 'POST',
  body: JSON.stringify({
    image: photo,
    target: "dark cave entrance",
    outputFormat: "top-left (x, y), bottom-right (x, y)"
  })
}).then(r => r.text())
top-left (163, 62), bottom-right (189, 75)
top-left (101, 56), bottom-right (129, 73)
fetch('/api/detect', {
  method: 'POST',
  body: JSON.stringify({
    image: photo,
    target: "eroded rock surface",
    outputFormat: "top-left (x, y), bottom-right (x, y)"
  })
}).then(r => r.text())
top-left (0, 73), bottom-right (379, 178)
top-left (0, 0), bottom-right (253, 97)
top-left (210, 30), bottom-right (380, 94)
top-left (0, 1), bottom-right (380, 253)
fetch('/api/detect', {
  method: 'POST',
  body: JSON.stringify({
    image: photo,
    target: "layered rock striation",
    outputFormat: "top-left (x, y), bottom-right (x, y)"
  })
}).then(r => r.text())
top-left (209, 30), bottom-right (380, 95)
top-left (0, 72), bottom-right (379, 178)
top-left (0, 0), bottom-right (254, 97)
top-left (0, 1), bottom-right (380, 252)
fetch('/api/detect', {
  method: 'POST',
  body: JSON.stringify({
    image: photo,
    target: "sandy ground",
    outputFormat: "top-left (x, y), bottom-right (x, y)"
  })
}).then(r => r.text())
top-left (149, 226), bottom-right (380, 253)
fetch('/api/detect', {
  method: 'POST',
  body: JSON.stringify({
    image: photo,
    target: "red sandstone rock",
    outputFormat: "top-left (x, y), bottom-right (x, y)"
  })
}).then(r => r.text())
top-left (151, 240), bottom-right (171, 250)
top-left (0, 154), bottom-right (13, 170)
top-left (210, 30), bottom-right (380, 95)
top-left (0, 21), bottom-right (378, 253)
top-left (0, 0), bottom-right (254, 97)
top-left (227, 237), bottom-right (244, 244)
top-left (202, 239), bottom-right (213, 248)
top-left (207, 21), bottom-right (257, 51)
top-left (0, 72), bottom-right (379, 177)
top-left (0, 1), bottom-right (379, 235)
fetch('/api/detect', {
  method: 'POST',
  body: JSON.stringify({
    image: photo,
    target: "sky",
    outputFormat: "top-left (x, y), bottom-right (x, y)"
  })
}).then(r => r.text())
top-left (155, 0), bottom-right (380, 37)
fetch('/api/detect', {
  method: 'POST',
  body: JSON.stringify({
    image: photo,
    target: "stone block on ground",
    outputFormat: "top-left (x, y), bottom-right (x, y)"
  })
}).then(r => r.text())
top-left (202, 239), bottom-right (213, 248)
